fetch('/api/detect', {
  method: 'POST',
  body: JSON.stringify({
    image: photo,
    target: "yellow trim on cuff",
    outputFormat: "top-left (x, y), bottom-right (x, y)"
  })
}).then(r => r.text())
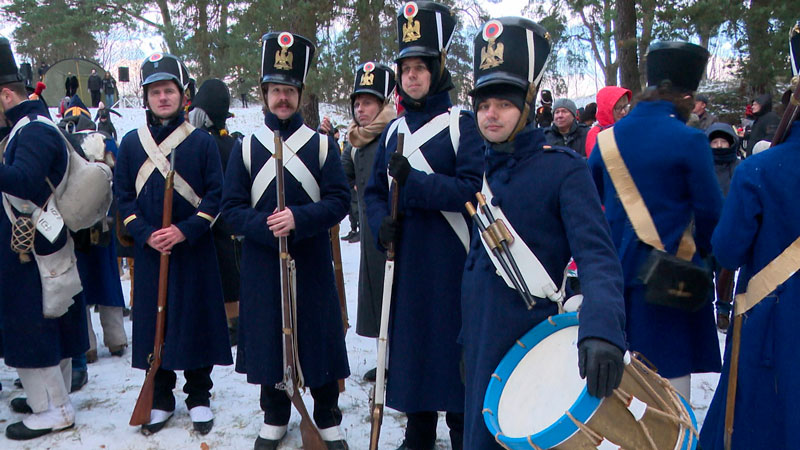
top-left (197, 211), bottom-right (215, 223)
top-left (123, 214), bottom-right (137, 226)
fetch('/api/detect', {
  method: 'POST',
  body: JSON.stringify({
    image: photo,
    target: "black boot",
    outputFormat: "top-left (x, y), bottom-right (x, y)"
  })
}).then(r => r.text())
top-left (71, 369), bottom-right (88, 392)
top-left (254, 436), bottom-right (281, 450)
top-left (229, 317), bottom-right (239, 347)
top-left (10, 397), bottom-right (33, 414)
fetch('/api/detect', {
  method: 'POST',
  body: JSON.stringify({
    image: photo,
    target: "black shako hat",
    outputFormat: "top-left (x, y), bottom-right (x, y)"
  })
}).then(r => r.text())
top-left (396, 1), bottom-right (456, 62)
top-left (261, 32), bottom-right (315, 89)
top-left (191, 78), bottom-right (231, 129)
top-left (351, 62), bottom-right (396, 103)
top-left (0, 36), bottom-right (23, 85)
top-left (141, 52), bottom-right (191, 91)
top-left (646, 41), bottom-right (709, 92)
top-left (469, 17), bottom-right (550, 97)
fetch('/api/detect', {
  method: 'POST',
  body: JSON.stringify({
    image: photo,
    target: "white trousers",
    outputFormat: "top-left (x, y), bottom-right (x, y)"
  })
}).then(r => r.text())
top-left (86, 305), bottom-right (127, 351)
top-left (17, 359), bottom-right (71, 413)
top-left (667, 374), bottom-right (691, 402)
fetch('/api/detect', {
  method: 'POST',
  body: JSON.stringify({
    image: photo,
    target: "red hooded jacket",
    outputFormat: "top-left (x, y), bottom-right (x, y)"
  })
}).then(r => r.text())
top-left (585, 86), bottom-right (632, 156)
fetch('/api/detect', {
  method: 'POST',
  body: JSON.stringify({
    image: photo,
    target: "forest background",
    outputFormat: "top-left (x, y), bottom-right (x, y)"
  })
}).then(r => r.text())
top-left (3, 0), bottom-right (800, 127)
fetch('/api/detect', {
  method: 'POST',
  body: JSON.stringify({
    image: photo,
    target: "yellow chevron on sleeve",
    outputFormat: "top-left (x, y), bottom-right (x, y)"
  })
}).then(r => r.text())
top-left (123, 214), bottom-right (137, 226)
top-left (197, 211), bottom-right (215, 223)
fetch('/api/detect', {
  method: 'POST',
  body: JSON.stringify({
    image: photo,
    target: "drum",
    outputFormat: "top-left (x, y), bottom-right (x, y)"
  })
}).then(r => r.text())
top-left (483, 313), bottom-right (698, 449)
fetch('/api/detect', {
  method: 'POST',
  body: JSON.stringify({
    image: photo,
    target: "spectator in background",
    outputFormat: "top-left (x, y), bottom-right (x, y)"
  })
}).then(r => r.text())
top-left (745, 94), bottom-right (780, 156)
top-left (585, 86), bottom-right (632, 157)
top-left (688, 94), bottom-right (718, 130)
top-left (37, 61), bottom-right (48, 80)
top-left (544, 98), bottom-right (590, 156)
top-left (535, 88), bottom-right (553, 128)
top-left (581, 102), bottom-right (597, 126)
top-left (706, 123), bottom-right (740, 197)
top-left (102, 72), bottom-right (116, 107)
top-left (87, 69), bottom-right (102, 107)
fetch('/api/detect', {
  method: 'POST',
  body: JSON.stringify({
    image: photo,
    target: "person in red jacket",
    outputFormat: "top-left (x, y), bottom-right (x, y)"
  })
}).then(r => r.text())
top-left (585, 86), bottom-right (631, 156)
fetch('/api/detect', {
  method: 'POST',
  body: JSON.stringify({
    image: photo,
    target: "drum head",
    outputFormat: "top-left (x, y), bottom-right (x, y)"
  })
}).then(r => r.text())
top-left (484, 313), bottom-right (602, 448)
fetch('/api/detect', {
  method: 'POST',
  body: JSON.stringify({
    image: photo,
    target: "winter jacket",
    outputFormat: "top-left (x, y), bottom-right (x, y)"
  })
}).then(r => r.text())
top-left (87, 73), bottom-right (102, 91)
top-left (544, 120), bottom-right (590, 156)
top-left (746, 94), bottom-right (781, 156)
top-left (585, 86), bottom-right (631, 157)
top-left (706, 122), bottom-right (741, 196)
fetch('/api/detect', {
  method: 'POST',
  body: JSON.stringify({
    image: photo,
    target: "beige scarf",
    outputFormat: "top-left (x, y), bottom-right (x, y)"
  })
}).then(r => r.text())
top-left (347, 104), bottom-right (396, 148)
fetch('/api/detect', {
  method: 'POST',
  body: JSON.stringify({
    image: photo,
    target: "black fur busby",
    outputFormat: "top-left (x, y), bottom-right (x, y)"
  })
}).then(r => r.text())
top-left (191, 78), bottom-right (231, 130)
top-left (0, 36), bottom-right (23, 85)
top-left (646, 41), bottom-right (709, 92)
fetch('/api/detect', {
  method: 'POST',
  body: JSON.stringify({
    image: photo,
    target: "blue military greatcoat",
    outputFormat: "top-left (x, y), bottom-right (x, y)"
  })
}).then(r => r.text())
top-left (364, 91), bottom-right (483, 413)
top-left (0, 100), bottom-right (88, 368)
top-left (115, 114), bottom-right (232, 371)
top-left (700, 122), bottom-right (800, 449)
top-left (461, 125), bottom-right (627, 448)
top-left (222, 112), bottom-right (350, 388)
top-left (587, 100), bottom-right (723, 378)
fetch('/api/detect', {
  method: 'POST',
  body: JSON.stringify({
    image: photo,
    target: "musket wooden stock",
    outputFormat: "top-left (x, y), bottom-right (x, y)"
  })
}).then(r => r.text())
top-left (369, 133), bottom-right (405, 450)
top-left (275, 136), bottom-right (326, 450)
top-left (329, 223), bottom-right (349, 393)
top-left (725, 74), bottom-right (800, 450)
top-left (130, 154), bottom-right (175, 426)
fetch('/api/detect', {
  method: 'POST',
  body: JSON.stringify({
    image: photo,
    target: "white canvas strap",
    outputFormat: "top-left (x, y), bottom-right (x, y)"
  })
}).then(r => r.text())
top-left (134, 123), bottom-right (201, 208)
top-left (735, 235), bottom-right (800, 315)
top-left (387, 109), bottom-right (469, 252)
top-left (478, 177), bottom-right (564, 302)
top-left (247, 124), bottom-right (321, 206)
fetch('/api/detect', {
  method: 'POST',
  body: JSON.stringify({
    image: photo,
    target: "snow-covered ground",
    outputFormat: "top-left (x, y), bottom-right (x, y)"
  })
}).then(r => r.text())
top-left (0, 106), bottom-right (725, 449)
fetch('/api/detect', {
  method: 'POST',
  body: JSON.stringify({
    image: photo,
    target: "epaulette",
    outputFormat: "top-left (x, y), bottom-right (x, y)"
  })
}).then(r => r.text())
top-left (542, 144), bottom-right (582, 159)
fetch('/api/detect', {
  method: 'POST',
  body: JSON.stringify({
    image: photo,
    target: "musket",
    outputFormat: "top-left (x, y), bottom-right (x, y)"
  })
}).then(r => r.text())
top-left (329, 223), bottom-right (349, 333)
top-left (725, 37), bottom-right (800, 449)
top-left (475, 193), bottom-right (537, 308)
top-left (274, 135), bottom-right (327, 449)
top-left (715, 268), bottom-right (735, 331)
top-left (369, 133), bottom-right (404, 450)
top-left (129, 148), bottom-right (176, 426)
top-left (466, 201), bottom-right (535, 309)
top-left (329, 223), bottom-right (349, 393)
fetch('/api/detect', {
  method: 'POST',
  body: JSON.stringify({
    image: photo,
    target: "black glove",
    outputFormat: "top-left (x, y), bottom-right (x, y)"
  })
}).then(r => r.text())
top-left (388, 153), bottom-right (411, 185)
top-left (378, 216), bottom-right (401, 248)
top-left (578, 338), bottom-right (624, 398)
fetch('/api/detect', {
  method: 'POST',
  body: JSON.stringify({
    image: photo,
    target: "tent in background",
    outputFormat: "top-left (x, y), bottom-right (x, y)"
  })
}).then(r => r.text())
top-left (41, 58), bottom-right (116, 108)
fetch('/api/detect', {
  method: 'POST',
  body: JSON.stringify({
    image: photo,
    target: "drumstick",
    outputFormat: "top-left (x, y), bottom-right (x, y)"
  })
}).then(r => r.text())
top-left (466, 201), bottom-right (535, 309)
top-left (476, 193), bottom-right (537, 308)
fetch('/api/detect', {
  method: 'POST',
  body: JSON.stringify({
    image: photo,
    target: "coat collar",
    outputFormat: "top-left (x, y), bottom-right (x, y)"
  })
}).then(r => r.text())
top-left (402, 91), bottom-right (453, 130)
top-left (264, 111), bottom-right (305, 140)
top-left (5, 99), bottom-right (51, 127)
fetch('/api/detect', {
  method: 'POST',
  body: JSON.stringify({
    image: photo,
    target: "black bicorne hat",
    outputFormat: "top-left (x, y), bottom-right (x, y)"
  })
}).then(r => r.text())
top-left (261, 32), bottom-right (315, 89)
top-left (470, 17), bottom-right (551, 96)
top-left (192, 78), bottom-right (231, 129)
top-left (791, 21), bottom-right (800, 79)
top-left (646, 41), bottom-right (709, 92)
top-left (351, 62), bottom-right (396, 102)
top-left (140, 52), bottom-right (191, 90)
top-left (396, 1), bottom-right (456, 61)
top-left (0, 37), bottom-right (23, 85)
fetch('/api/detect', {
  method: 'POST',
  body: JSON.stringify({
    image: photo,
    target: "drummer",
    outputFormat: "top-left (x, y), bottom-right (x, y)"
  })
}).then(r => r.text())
top-left (460, 17), bottom-right (627, 448)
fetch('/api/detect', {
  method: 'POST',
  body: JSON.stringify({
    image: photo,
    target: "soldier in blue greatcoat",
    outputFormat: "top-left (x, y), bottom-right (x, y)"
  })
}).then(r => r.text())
top-left (699, 27), bottom-right (800, 450)
top-left (588, 42), bottom-right (723, 399)
top-left (221, 32), bottom-right (350, 450)
top-left (115, 52), bottom-right (232, 435)
top-left (0, 37), bottom-right (88, 440)
top-left (363, 3), bottom-right (483, 448)
top-left (460, 18), bottom-right (627, 449)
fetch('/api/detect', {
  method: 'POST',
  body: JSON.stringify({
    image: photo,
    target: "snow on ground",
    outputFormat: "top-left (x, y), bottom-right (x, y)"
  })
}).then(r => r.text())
top-left (0, 106), bottom-right (725, 449)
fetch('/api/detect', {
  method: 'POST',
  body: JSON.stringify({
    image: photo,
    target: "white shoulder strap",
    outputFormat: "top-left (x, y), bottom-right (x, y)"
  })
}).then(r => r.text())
top-left (135, 122), bottom-right (201, 207)
top-left (242, 133), bottom-right (252, 174)
top-left (319, 134), bottom-right (328, 169)
top-left (249, 125), bottom-right (321, 206)
top-left (449, 106), bottom-right (461, 155)
top-left (479, 177), bottom-right (564, 303)
top-left (385, 119), bottom-right (403, 147)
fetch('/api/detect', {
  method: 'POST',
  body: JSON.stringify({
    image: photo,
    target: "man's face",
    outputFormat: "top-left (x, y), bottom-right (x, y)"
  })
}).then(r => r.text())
top-left (710, 137), bottom-right (730, 149)
top-left (400, 57), bottom-right (431, 101)
top-left (752, 101), bottom-right (762, 114)
top-left (553, 107), bottom-right (574, 130)
top-left (476, 97), bottom-right (522, 143)
top-left (613, 96), bottom-right (630, 122)
top-left (353, 93), bottom-right (381, 127)
top-left (263, 83), bottom-right (299, 120)
top-left (146, 80), bottom-right (184, 119)
top-left (91, 69), bottom-right (96, 75)
top-left (693, 100), bottom-right (706, 115)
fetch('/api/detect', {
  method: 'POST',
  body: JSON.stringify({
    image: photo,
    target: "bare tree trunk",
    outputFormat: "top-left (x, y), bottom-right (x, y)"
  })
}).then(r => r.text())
top-left (617, 0), bottom-right (641, 94)
top-left (154, 0), bottom-right (179, 54)
top-left (196, 0), bottom-right (211, 80)
top-left (637, 0), bottom-right (656, 91)
top-left (356, 0), bottom-right (383, 61)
